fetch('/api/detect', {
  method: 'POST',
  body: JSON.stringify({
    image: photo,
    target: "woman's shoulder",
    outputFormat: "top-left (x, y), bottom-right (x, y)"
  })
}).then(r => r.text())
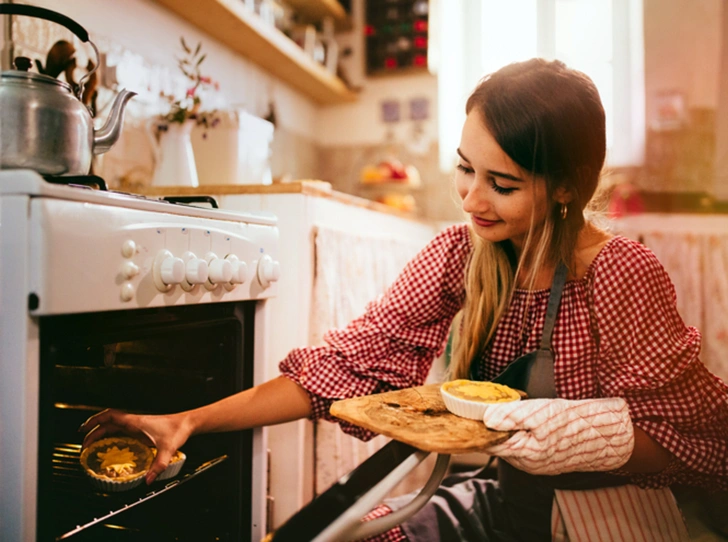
top-left (438, 222), bottom-right (472, 243)
top-left (425, 222), bottom-right (473, 255)
top-left (586, 234), bottom-right (670, 285)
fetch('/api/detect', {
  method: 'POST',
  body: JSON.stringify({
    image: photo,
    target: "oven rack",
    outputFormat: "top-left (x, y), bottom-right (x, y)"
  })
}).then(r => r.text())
top-left (50, 443), bottom-right (227, 540)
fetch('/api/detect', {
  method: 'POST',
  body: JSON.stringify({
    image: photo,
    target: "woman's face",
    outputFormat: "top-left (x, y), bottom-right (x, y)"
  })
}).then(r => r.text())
top-left (455, 110), bottom-right (549, 252)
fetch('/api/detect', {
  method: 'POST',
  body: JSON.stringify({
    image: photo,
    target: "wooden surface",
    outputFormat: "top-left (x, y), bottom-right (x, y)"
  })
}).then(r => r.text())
top-left (286, 0), bottom-right (347, 20)
top-left (330, 384), bottom-right (513, 455)
top-left (137, 181), bottom-right (428, 223)
top-left (140, 180), bottom-right (333, 197)
top-left (152, 0), bottom-right (358, 105)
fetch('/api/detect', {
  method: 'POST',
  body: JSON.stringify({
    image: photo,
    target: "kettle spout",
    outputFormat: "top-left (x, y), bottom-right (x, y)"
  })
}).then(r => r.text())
top-left (93, 89), bottom-right (137, 155)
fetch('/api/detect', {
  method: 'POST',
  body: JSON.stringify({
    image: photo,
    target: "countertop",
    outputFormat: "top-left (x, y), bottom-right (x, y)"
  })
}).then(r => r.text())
top-left (138, 180), bottom-right (429, 223)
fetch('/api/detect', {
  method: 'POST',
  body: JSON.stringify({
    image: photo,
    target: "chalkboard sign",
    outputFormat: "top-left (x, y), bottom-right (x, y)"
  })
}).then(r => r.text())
top-left (365, 0), bottom-right (429, 75)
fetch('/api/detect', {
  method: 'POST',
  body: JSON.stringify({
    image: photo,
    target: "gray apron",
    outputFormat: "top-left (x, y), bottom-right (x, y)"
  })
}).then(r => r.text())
top-left (388, 263), bottom-right (626, 541)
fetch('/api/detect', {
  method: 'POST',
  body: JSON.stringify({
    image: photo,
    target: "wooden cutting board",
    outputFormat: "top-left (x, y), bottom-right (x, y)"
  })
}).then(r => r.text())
top-left (329, 384), bottom-right (513, 455)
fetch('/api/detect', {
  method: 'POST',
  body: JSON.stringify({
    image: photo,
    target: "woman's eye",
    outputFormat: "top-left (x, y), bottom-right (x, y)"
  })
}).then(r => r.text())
top-left (489, 177), bottom-right (517, 195)
top-left (456, 163), bottom-right (474, 174)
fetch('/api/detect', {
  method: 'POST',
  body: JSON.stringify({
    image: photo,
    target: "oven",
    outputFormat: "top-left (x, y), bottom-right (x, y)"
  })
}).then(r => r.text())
top-left (0, 170), bottom-right (281, 542)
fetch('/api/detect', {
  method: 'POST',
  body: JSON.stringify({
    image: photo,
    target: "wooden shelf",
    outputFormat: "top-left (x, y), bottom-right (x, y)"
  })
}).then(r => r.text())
top-left (285, 0), bottom-right (347, 24)
top-left (153, 0), bottom-right (358, 105)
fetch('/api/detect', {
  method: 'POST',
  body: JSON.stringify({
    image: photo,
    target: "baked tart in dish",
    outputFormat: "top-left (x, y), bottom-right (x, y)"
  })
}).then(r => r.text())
top-left (440, 380), bottom-right (521, 420)
top-left (80, 437), bottom-right (153, 492)
top-left (153, 448), bottom-right (187, 481)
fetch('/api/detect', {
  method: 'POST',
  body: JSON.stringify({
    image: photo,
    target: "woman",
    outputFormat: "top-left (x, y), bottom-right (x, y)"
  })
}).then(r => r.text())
top-left (81, 59), bottom-right (728, 540)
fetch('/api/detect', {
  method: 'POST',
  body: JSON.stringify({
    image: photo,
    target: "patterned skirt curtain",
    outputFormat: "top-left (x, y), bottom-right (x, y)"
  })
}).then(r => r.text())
top-left (310, 225), bottom-right (432, 495)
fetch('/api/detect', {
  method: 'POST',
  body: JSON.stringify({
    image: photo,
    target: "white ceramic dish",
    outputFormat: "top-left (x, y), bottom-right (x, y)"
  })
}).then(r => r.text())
top-left (155, 450), bottom-right (187, 481)
top-left (440, 380), bottom-right (521, 420)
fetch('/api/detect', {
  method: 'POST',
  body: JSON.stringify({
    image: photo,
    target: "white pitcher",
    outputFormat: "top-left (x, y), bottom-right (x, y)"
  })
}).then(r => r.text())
top-left (147, 118), bottom-right (199, 187)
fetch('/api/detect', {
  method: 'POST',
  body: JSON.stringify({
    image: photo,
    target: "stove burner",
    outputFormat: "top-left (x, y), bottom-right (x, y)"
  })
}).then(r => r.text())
top-left (39, 175), bottom-right (220, 210)
top-left (162, 195), bottom-right (219, 209)
top-left (42, 174), bottom-right (107, 191)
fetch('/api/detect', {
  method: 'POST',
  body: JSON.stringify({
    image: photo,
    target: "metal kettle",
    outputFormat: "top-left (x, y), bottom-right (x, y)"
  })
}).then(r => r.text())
top-left (0, 4), bottom-right (136, 176)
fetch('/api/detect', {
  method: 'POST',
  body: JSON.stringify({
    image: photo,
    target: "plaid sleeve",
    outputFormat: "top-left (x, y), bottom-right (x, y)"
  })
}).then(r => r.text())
top-left (591, 237), bottom-right (728, 490)
top-left (279, 223), bottom-right (471, 440)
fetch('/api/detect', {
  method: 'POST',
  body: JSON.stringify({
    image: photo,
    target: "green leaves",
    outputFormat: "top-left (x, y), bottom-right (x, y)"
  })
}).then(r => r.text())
top-left (160, 37), bottom-right (220, 130)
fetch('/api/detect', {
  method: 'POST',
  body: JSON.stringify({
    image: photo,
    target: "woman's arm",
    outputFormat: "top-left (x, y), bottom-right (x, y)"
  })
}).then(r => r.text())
top-left (620, 426), bottom-right (673, 473)
top-left (187, 375), bottom-right (312, 434)
top-left (591, 239), bottom-right (728, 489)
top-left (80, 376), bottom-right (312, 483)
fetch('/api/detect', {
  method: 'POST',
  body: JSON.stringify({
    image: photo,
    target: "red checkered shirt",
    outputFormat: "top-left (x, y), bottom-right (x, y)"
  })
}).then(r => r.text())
top-left (280, 223), bottom-right (728, 490)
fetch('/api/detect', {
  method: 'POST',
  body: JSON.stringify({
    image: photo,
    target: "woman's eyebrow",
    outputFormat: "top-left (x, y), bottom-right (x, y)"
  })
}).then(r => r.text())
top-left (456, 148), bottom-right (524, 182)
top-left (487, 170), bottom-right (524, 182)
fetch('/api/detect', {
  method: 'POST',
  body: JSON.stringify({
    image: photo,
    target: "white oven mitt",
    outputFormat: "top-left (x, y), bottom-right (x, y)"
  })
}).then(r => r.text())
top-left (482, 398), bottom-right (634, 475)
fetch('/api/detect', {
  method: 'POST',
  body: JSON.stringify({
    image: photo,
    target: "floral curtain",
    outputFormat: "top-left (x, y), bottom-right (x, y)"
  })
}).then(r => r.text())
top-left (310, 225), bottom-right (433, 495)
top-left (612, 214), bottom-right (728, 383)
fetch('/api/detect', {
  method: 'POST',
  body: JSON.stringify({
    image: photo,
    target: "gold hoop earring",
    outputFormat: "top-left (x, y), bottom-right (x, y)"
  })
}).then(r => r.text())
top-left (560, 203), bottom-right (568, 220)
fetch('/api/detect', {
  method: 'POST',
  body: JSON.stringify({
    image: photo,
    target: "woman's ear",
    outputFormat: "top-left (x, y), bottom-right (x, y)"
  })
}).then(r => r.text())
top-left (553, 187), bottom-right (573, 205)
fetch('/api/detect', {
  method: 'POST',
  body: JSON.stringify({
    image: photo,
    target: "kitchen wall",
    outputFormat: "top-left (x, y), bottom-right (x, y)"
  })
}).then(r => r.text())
top-left (641, 0), bottom-right (722, 196)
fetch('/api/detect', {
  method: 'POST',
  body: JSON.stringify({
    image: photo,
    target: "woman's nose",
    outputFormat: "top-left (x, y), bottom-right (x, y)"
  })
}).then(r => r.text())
top-left (461, 179), bottom-right (490, 213)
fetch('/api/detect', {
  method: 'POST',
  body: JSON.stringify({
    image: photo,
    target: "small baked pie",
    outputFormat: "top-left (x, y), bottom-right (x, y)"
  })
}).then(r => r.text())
top-left (440, 380), bottom-right (521, 420)
top-left (153, 448), bottom-right (187, 481)
top-left (80, 437), bottom-right (153, 492)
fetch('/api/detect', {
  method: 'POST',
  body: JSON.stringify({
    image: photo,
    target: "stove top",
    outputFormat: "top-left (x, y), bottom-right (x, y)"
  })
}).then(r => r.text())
top-left (0, 170), bottom-right (276, 225)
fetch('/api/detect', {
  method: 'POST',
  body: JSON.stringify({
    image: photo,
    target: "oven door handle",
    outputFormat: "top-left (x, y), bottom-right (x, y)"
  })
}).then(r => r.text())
top-left (320, 452), bottom-right (451, 542)
top-left (270, 440), bottom-right (450, 542)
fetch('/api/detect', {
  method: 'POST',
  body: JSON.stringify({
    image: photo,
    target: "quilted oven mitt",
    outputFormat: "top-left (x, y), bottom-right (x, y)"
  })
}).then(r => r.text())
top-left (482, 398), bottom-right (635, 475)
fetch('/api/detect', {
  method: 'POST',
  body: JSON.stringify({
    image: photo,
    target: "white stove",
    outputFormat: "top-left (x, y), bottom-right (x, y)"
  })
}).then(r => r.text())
top-left (0, 169), bottom-right (281, 541)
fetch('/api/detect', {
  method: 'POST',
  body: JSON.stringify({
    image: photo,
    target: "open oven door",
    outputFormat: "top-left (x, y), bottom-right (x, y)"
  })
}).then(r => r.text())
top-left (270, 440), bottom-right (450, 542)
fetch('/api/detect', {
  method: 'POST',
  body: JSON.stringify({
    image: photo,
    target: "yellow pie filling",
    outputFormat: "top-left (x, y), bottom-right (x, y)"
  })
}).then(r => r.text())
top-left (80, 437), bottom-right (153, 483)
top-left (441, 380), bottom-right (521, 403)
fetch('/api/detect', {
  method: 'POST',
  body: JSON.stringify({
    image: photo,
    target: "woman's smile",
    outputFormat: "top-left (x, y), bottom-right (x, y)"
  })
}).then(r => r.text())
top-left (471, 216), bottom-right (501, 227)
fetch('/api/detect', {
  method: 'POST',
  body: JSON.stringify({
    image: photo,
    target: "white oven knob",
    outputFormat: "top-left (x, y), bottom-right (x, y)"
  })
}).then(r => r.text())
top-left (184, 253), bottom-right (209, 285)
top-left (121, 261), bottom-right (140, 279)
top-left (206, 253), bottom-right (233, 285)
top-left (121, 239), bottom-right (137, 258)
top-left (226, 255), bottom-right (248, 284)
top-left (257, 254), bottom-right (281, 288)
top-left (161, 256), bottom-right (185, 284)
top-left (120, 282), bottom-right (135, 302)
top-left (153, 250), bottom-right (185, 292)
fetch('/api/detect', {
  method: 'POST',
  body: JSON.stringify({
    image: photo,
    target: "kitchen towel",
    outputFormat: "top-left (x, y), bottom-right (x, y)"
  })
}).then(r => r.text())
top-left (551, 485), bottom-right (690, 541)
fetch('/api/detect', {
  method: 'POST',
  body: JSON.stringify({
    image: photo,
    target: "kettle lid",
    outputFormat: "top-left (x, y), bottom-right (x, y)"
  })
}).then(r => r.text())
top-left (1, 69), bottom-right (72, 92)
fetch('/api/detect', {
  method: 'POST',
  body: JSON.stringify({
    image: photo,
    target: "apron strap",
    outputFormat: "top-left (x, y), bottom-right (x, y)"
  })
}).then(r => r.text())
top-left (486, 262), bottom-right (569, 398)
top-left (522, 262), bottom-right (568, 399)
top-left (539, 261), bottom-right (569, 351)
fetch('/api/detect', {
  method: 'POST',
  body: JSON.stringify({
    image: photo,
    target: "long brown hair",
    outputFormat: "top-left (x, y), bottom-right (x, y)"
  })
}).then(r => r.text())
top-left (450, 58), bottom-right (606, 379)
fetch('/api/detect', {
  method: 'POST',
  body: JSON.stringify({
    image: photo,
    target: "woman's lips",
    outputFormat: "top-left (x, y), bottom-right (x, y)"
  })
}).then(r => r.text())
top-left (472, 216), bottom-right (500, 227)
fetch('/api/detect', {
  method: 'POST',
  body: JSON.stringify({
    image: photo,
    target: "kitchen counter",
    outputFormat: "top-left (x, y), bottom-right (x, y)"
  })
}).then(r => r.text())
top-left (139, 180), bottom-right (430, 224)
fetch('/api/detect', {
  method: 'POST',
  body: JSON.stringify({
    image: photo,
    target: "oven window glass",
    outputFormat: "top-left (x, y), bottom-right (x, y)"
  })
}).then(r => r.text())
top-left (37, 302), bottom-right (255, 542)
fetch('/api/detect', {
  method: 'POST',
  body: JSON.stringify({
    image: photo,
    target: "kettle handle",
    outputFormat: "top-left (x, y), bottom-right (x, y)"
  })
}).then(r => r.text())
top-left (0, 4), bottom-right (89, 42)
top-left (0, 3), bottom-right (97, 100)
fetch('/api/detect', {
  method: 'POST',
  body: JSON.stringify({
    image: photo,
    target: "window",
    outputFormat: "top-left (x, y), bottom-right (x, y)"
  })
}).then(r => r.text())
top-left (431, 0), bottom-right (645, 172)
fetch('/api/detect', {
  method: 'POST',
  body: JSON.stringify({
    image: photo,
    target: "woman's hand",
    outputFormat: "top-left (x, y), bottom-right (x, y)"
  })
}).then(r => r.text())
top-left (482, 398), bottom-right (635, 475)
top-left (79, 409), bottom-right (192, 485)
